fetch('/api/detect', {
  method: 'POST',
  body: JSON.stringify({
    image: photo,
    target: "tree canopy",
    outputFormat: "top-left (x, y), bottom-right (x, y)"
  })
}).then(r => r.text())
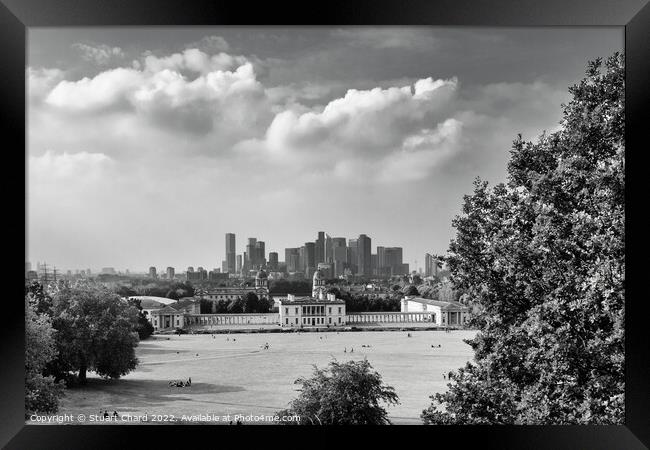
top-left (49, 283), bottom-right (142, 385)
top-left (422, 53), bottom-right (624, 425)
top-left (278, 359), bottom-right (399, 425)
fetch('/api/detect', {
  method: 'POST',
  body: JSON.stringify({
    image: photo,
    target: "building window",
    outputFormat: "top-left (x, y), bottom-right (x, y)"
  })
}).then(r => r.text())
top-left (329, 317), bottom-right (331, 324)
top-left (285, 308), bottom-right (288, 314)
top-left (338, 317), bottom-right (341, 323)
top-left (329, 307), bottom-right (331, 314)
top-left (295, 308), bottom-right (298, 314)
top-left (296, 318), bottom-right (298, 324)
top-left (285, 318), bottom-right (288, 324)
top-left (338, 307), bottom-right (342, 314)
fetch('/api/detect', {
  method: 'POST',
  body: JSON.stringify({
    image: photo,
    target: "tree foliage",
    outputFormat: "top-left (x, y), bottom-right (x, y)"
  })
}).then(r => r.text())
top-left (422, 53), bottom-right (624, 425)
top-left (49, 283), bottom-right (141, 384)
top-left (25, 299), bottom-right (65, 417)
top-left (278, 359), bottom-right (399, 425)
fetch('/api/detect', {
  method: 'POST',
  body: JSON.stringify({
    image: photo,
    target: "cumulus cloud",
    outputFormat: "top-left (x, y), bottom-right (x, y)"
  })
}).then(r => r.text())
top-left (27, 67), bottom-right (65, 101)
top-left (265, 77), bottom-right (458, 161)
top-left (186, 35), bottom-right (231, 53)
top-left (41, 54), bottom-right (270, 140)
top-left (73, 43), bottom-right (125, 66)
top-left (331, 28), bottom-right (438, 51)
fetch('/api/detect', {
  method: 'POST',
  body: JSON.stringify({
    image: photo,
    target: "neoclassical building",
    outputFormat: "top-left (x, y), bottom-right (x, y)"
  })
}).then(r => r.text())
top-left (401, 296), bottom-right (470, 327)
top-left (278, 269), bottom-right (347, 328)
top-left (203, 269), bottom-right (270, 302)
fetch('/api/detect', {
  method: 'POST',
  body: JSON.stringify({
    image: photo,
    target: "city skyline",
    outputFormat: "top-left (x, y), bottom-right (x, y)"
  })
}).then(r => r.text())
top-left (26, 27), bottom-right (622, 271)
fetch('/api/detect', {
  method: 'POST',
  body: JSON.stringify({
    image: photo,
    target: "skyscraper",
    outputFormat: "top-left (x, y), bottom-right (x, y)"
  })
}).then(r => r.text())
top-left (236, 255), bottom-right (242, 274)
top-left (325, 234), bottom-right (333, 263)
top-left (304, 242), bottom-right (316, 278)
top-left (332, 238), bottom-right (347, 276)
top-left (149, 266), bottom-right (157, 278)
top-left (246, 238), bottom-right (257, 270)
top-left (425, 253), bottom-right (439, 277)
top-left (315, 231), bottom-right (325, 264)
top-left (269, 252), bottom-right (278, 271)
top-left (225, 233), bottom-right (236, 273)
top-left (347, 239), bottom-right (358, 274)
top-left (256, 241), bottom-right (266, 268)
top-left (357, 234), bottom-right (371, 277)
top-left (166, 266), bottom-right (175, 280)
top-left (285, 248), bottom-right (300, 272)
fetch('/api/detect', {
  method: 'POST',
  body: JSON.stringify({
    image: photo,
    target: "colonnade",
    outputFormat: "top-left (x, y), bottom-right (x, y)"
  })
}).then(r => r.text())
top-left (345, 312), bottom-right (435, 324)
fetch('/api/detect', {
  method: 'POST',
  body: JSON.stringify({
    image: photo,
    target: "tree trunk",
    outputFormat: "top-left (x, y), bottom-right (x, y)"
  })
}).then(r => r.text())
top-left (79, 365), bottom-right (87, 385)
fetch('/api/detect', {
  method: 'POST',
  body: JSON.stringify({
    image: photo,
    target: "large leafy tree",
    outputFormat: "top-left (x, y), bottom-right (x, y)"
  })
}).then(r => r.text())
top-left (25, 299), bottom-right (65, 416)
top-left (422, 53), bottom-right (624, 424)
top-left (50, 283), bottom-right (141, 384)
top-left (278, 359), bottom-right (399, 425)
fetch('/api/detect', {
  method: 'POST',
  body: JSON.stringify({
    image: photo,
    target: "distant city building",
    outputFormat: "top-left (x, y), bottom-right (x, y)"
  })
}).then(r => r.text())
top-left (325, 234), bottom-right (333, 263)
top-left (26, 270), bottom-right (38, 280)
top-left (315, 231), bottom-right (325, 265)
top-left (187, 267), bottom-right (207, 281)
top-left (425, 253), bottom-right (439, 278)
top-left (236, 255), bottom-right (242, 274)
top-left (221, 260), bottom-right (228, 273)
top-left (268, 252), bottom-right (278, 271)
top-left (285, 248), bottom-right (301, 273)
top-left (101, 267), bottom-right (117, 275)
top-left (304, 242), bottom-right (316, 278)
top-left (357, 234), bottom-right (371, 277)
top-left (225, 233), bottom-right (236, 274)
top-left (332, 238), bottom-right (347, 277)
top-left (166, 266), bottom-right (175, 280)
top-left (148, 266), bottom-right (157, 279)
top-left (25, 262), bottom-right (31, 273)
top-left (347, 239), bottom-right (358, 274)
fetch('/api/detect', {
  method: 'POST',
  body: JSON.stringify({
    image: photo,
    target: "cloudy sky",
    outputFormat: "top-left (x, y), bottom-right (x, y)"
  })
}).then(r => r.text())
top-left (27, 27), bottom-right (622, 273)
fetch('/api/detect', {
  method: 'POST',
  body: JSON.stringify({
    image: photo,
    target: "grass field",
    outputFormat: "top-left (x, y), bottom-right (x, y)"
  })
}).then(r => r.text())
top-left (54, 329), bottom-right (477, 424)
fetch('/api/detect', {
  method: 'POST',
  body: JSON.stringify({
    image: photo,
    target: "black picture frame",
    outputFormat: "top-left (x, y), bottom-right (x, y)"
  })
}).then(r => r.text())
top-left (2, 0), bottom-right (648, 448)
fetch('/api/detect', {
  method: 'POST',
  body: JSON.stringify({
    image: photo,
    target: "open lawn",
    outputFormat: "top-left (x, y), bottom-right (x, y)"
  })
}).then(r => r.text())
top-left (54, 329), bottom-right (477, 424)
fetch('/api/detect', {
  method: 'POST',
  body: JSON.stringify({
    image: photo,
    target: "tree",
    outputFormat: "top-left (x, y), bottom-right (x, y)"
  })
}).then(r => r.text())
top-left (25, 299), bottom-right (66, 417)
top-left (241, 292), bottom-right (260, 313)
top-left (422, 53), bottom-right (624, 425)
top-left (50, 283), bottom-right (141, 385)
top-left (128, 298), bottom-right (154, 340)
top-left (227, 297), bottom-right (245, 313)
top-left (278, 359), bottom-right (399, 425)
top-left (402, 285), bottom-right (419, 296)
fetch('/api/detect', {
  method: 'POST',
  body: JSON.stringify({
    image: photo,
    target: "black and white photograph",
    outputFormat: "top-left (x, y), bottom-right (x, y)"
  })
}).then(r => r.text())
top-left (21, 22), bottom-right (627, 428)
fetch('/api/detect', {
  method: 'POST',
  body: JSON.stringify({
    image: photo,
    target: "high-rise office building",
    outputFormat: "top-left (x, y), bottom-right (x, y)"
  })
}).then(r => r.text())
top-left (332, 238), bottom-right (347, 276)
top-left (357, 234), bottom-right (371, 277)
top-left (371, 254), bottom-right (378, 275)
top-left (285, 248), bottom-right (300, 272)
top-left (255, 241), bottom-right (266, 268)
top-left (325, 234), bottom-right (333, 263)
top-left (269, 252), bottom-right (278, 271)
top-left (384, 247), bottom-right (405, 275)
top-left (166, 266), bottom-right (175, 280)
top-left (236, 255), bottom-right (242, 274)
top-left (315, 232), bottom-right (325, 264)
top-left (225, 233), bottom-right (236, 273)
top-left (304, 242), bottom-right (316, 277)
top-left (347, 239), bottom-right (358, 274)
top-left (149, 266), bottom-right (157, 278)
top-left (246, 238), bottom-right (257, 269)
top-left (221, 260), bottom-right (228, 273)
top-left (425, 253), bottom-right (439, 277)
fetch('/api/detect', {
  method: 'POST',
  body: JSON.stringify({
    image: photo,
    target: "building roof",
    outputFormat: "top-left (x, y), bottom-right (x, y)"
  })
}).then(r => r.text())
top-left (279, 296), bottom-right (345, 305)
top-left (127, 296), bottom-right (177, 306)
top-left (406, 297), bottom-right (469, 310)
top-left (256, 269), bottom-right (268, 279)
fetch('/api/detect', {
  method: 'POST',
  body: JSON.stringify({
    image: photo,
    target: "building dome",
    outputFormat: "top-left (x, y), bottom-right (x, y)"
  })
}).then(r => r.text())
top-left (256, 269), bottom-right (268, 279)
